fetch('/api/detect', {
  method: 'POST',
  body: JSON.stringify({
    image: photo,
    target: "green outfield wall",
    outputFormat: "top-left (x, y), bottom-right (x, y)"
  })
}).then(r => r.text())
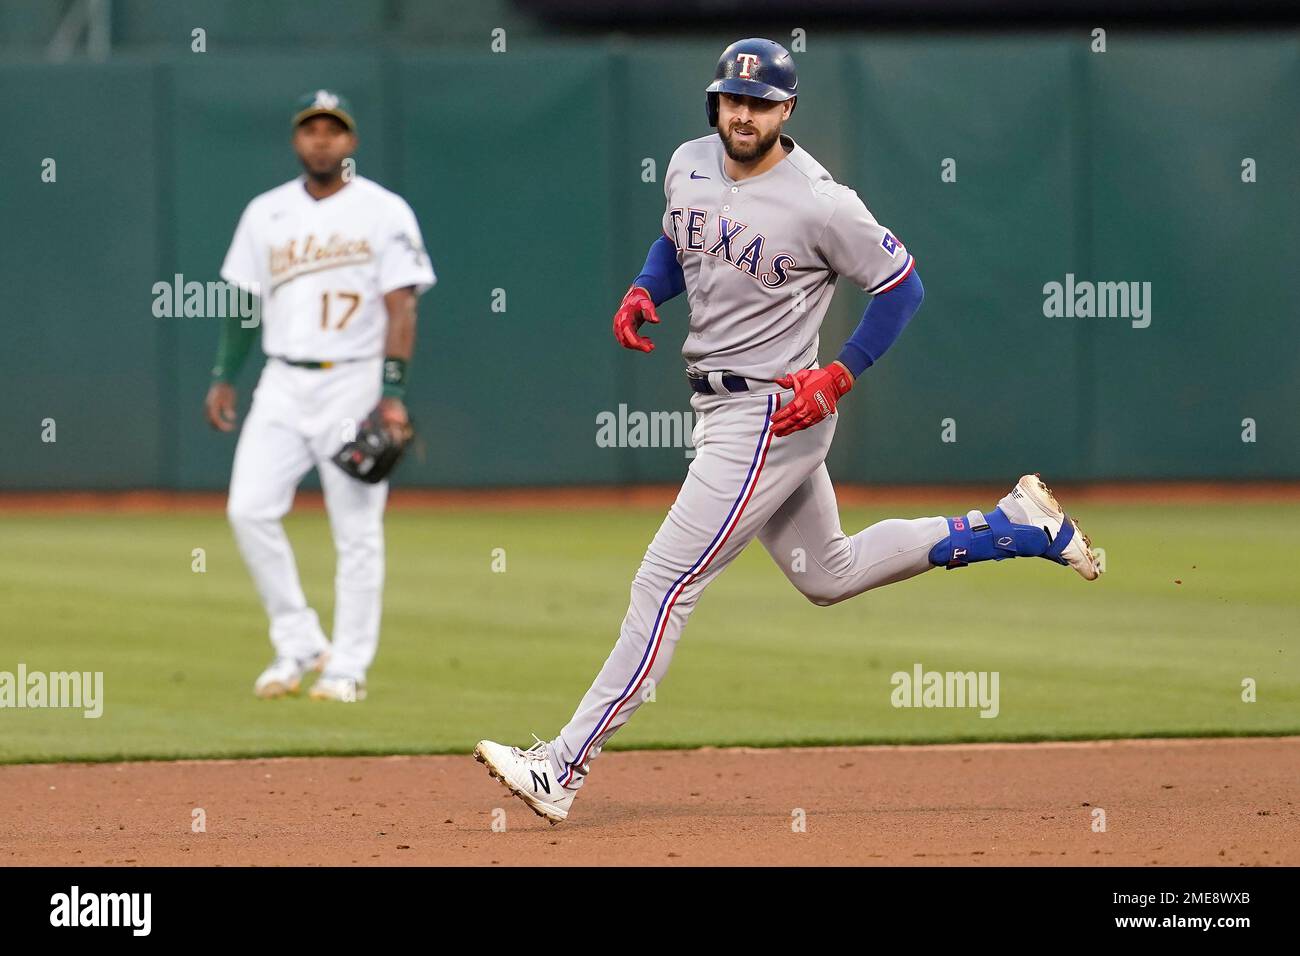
top-left (2, 34), bottom-right (1296, 489)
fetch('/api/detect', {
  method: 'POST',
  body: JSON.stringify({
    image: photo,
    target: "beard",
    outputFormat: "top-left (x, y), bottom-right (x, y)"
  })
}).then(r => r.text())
top-left (719, 122), bottom-right (782, 163)
top-left (300, 156), bottom-right (345, 183)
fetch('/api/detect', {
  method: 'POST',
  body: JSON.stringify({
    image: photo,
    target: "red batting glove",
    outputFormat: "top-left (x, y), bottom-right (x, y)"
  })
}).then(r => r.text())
top-left (770, 362), bottom-right (854, 437)
top-left (612, 286), bottom-right (660, 353)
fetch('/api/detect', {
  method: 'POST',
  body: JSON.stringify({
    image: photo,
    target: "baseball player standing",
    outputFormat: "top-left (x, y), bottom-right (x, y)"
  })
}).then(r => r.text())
top-left (474, 39), bottom-right (1101, 823)
top-left (204, 90), bottom-right (435, 702)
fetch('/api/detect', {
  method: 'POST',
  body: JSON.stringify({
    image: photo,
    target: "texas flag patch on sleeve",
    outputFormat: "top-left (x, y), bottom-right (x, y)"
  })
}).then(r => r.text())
top-left (880, 232), bottom-right (901, 257)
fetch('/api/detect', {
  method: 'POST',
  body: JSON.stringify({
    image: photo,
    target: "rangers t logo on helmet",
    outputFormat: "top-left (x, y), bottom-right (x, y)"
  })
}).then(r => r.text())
top-left (705, 37), bottom-right (798, 127)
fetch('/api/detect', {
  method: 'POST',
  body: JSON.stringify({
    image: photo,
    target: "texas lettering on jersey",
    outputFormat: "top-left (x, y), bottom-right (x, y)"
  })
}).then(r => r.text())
top-left (667, 208), bottom-right (794, 288)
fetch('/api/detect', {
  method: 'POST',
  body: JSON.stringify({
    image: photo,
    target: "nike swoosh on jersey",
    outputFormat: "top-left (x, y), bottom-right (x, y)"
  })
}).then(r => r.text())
top-left (690, 170), bottom-right (710, 180)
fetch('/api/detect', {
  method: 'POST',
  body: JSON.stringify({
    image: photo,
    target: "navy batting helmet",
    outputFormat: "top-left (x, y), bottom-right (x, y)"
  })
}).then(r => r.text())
top-left (705, 38), bottom-right (798, 127)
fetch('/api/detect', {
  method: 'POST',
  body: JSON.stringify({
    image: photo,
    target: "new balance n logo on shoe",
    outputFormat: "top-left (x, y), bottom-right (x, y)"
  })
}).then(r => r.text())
top-left (531, 770), bottom-right (551, 795)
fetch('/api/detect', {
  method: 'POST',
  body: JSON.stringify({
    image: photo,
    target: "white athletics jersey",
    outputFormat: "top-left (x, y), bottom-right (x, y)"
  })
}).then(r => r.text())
top-left (662, 134), bottom-right (912, 382)
top-left (221, 175), bottom-right (435, 362)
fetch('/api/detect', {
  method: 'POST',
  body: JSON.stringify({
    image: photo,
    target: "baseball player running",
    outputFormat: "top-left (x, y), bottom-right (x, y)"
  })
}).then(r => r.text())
top-left (475, 39), bottom-right (1100, 822)
top-left (204, 90), bottom-right (435, 702)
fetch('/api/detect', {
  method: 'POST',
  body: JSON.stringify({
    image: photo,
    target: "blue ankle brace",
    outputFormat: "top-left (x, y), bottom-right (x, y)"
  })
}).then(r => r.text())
top-left (928, 507), bottom-right (1055, 569)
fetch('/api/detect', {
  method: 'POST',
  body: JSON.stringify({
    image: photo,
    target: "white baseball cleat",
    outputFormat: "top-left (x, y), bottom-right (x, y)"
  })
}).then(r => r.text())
top-left (999, 473), bottom-right (1102, 581)
top-left (253, 651), bottom-right (328, 699)
top-left (309, 674), bottom-right (367, 702)
top-left (473, 738), bottom-right (575, 825)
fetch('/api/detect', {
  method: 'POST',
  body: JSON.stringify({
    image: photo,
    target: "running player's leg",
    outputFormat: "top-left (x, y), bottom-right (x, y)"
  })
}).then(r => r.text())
top-left (317, 460), bottom-right (387, 681)
top-left (761, 470), bottom-right (1100, 605)
top-left (758, 464), bottom-right (947, 605)
top-left (227, 401), bottom-right (327, 661)
top-left (549, 391), bottom-right (831, 789)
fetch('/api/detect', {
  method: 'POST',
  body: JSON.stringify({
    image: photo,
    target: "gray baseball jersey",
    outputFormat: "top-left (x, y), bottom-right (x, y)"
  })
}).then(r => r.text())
top-left (661, 133), bottom-right (915, 382)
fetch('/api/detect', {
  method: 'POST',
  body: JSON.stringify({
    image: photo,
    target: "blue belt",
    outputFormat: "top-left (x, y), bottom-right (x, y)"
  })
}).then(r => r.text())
top-left (687, 372), bottom-right (749, 394)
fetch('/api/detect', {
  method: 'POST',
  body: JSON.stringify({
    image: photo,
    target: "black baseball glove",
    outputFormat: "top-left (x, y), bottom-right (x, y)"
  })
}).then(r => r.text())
top-left (332, 407), bottom-right (414, 483)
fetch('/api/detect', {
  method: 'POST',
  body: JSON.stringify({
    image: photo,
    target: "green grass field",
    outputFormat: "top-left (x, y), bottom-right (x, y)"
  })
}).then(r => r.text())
top-left (1, 500), bottom-right (1296, 763)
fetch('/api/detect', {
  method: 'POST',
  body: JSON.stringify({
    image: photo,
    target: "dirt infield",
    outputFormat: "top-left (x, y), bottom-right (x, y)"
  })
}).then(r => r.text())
top-left (3, 737), bottom-right (1295, 866)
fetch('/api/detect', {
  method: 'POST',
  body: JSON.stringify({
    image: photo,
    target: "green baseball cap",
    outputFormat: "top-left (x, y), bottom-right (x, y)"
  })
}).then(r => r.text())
top-left (292, 89), bottom-right (356, 132)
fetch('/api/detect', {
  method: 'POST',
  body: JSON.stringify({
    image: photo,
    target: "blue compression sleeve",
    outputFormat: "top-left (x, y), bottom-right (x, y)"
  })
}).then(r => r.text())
top-left (835, 268), bottom-right (924, 378)
top-left (632, 234), bottom-right (686, 306)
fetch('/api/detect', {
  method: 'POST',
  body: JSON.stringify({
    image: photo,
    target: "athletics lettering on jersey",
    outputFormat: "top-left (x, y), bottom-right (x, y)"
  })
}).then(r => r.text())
top-left (269, 233), bottom-right (375, 291)
top-left (668, 206), bottom-right (792, 287)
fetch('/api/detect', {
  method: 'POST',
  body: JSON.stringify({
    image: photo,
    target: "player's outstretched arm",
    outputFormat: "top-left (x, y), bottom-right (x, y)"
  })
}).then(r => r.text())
top-left (771, 267), bottom-right (924, 437)
top-left (613, 234), bottom-right (685, 352)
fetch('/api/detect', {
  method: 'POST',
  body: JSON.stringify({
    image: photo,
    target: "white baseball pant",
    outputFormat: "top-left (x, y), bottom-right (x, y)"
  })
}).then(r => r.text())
top-left (226, 357), bottom-right (388, 680)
